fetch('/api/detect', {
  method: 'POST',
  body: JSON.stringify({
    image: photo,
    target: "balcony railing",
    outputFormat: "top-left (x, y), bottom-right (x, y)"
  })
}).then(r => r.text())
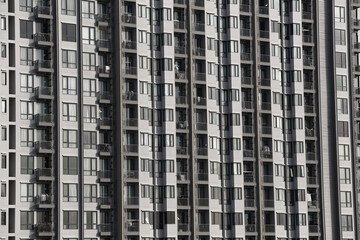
top-left (307, 177), bottom-right (317, 185)
top-left (264, 224), bottom-right (275, 233)
top-left (241, 53), bottom-right (251, 61)
top-left (198, 224), bottom-right (209, 232)
top-left (193, 48), bottom-right (205, 56)
top-left (193, 23), bottom-right (205, 32)
top-left (125, 197), bottom-right (139, 205)
top-left (97, 91), bottom-right (111, 103)
top-left (124, 170), bottom-right (138, 179)
top-left (263, 175), bottom-right (273, 183)
top-left (309, 225), bottom-right (319, 233)
top-left (305, 105), bottom-right (315, 113)
top-left (304, 82), bottom-right (314, 90)
top-left (35, 168), bottom-right (54, 180)
top-left (36, 194), bottom-right (53, 206)
top-left (174, 21), bottom-right (185, 29)
top-left (263, 200), bottom-right (274, 208)
top-left (123, 118), bottom-right (138, 127)
top-left (98, 144), bottom-right (111, 155)
top-left (96, 13), bottom-right (109, 23)
top-left (35, 223), bottom-right (53, 236)
top-left (243, 149), bottom-right (254, 158)
top-left (243, 125), bottom-right (254, 134)
top-left (123, 144), bottom-right (138, 153)
top-left (122, 14), bottom-right (136, 24)
top-left (98, 170), bottom-right (112, 179)
top-left (34, 6), bottom-right (52, 18)
top-left (35, 141), bottom-right (54, 154)
top-left (244, 175), bottom-right (255, 183)
top-left (303, 35), bottom-right (313, 43)
top-left (240, 28), bottom-right (251, 37)
top-left (302, 11), bottom-right (313, 20)
top-left (240, 4), bottom-right (251, 12)
top-left (97, 40), bottom-right (110, 51)
top-left (176, 121), bottom-right (188, 129)
top-left (178, 224), bottom-right (189, 232)
top-left (176, 96), bottom-right (187, 104)
top-left (194, 97), bottom-right (206, 106)
top-left (123, 91), bottom-right (137, 101)
top-left (197, 173), bottom-right (208, 181)
top-left (34, 33), bottom-right (53, 46)
top-left (259, 30), bottom-right (269, 39)
top-left (196, 147), bottom-right (208, 156)
top-left (303, 57), bottom-right (313, 66)
top-left (195, 73), bottom-right (206, 81)
top-left (98, 118), bottom-right (112, 129)
top-left (245, 224), bottom-right (256, 232)
top-left (177, 147), bottom-right (187, 155)
top-left (122, 40), bottom-right (136, 50)
top-left (124, 67), bottom-right (137, 75)
top-left (177, 196), bottom-right (189, 205)
top-left (258, 6), bottom-right (269, 14)
top-left (98, 224), bottom-right (112, 233)
top-left (192, 0), bottom-right (204, 7)
top-left (242, 101), bottom-right (253, 109)
top-left (177, 172), bottom-right (188, 181)
top-left (306, 152), bottom-right (316, 160)
top-left (196, 123), bottom-right (207, 131)
top-left (98, 197), bottom-right (112, 206)
top-left (35, 60), bottom-right (53, 73)
top-left (35, 114), bottom-right (54, 126)
top-left (35, 86), bottom-right (53, 99)
top-left (125, 221), bottom-right (139, 232)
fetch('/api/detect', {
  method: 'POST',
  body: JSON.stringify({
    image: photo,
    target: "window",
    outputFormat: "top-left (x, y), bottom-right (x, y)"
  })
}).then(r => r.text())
top-left (340, 191), bottom-right (352, 207)
top-left (62, 50), bottom-right (77, 68)
top-left (338, 121), bottom-right (349, 137)
top-left (84, 211), bottom-right (97, 229)
top-left (161, 33), bottom-right (172, 46)
top-left (82, 0), bottom-right (95, 18)
top-left (339, 144), bottom-right (350, 161)
top-left (20, 20), bottom-right (33, 39)
top-left (276, 188), bottom-right (286, 201)
top-left (1, 43), bottom-right (6, 57)
top-left (1, 71), bottom-right (6, 85)
top-left (82, 27), bottom-right (95, 44)
top-left (228, 16), bottom-right (238, 28)
top-left (83, 105), bottom-right (96, 123)
top-left (0, 183), bottom-right (5, 197)
top-left (20, 0), bottom-right (32, 12)
top-left (63, 129), bottom-right (77, 148)
top-left (84, 185), bottom-right (97, 203)
top-left (20, 101), bottom-right (34, 120)
top-left (83, 53), bottom-right (96, 70)
top-left (20, 128), bottom-right (34, 147)
top-left (336, 75), bottom-right (347, 91)
top-left (62, 0), bottom-right (76, 16)
top-left (1, 99), bottom-right (6, 113)
top-left (337, 98), bottom-right (348, 114)
top-left (162, 58), bottom-right (172, 71)
top-left (20, 47), bottom-right (33, 66)
top-left (20, 74), bottom-right (34, 92)
top-left (1, 17), bottom-right (6, 30)
top-left (21, 156), bottom-right (34, 174)
top-left (63, 103), bottom-right (77, 121)
top-left (62, 76), bottom-right (77, 95)
top-left (64, 211), bottom-right (78, 229)
top-left (62, 23), bottom-right (76, 42)
top-left (1, 154), bottom-right (5, 168)
top-left (63, 183), bottom-right (78, 202)
top-left (336, 52), bottom-right (346, 68)
top-left (84, 158), bottom-right (97, 176)
top-left (20, 183), bottom-right (34, 202)
top-left (335, 6), bottom-right (345, 23)
top-left (339, 168), bottom-right (351, 184)
top-left (63, 156), bottom-right (77, 175)
top-left (341, 215), bottom-right (353, 231)
top-left (84, 131), bottom-right (96, 149)
top-left (83, 79), bottom-right (96, 96)
top-left (335, 29), bottom-right (346, 45)
top-left (1, 126), bottom-right (6, 141)
top-left (161, 8), bottom-right (171, 20)
top-left (1, 212), bottom-right (5, 225)
top-left (20, 211), bottom-right (34, 230)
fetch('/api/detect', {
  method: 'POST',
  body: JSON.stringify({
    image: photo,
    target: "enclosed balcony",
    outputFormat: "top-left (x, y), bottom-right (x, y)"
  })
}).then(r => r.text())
top-left (35, 168), bottom-right (54, 181)
top-left (35, 223), bottom-right (54, 237)
top-left (35, 114), bottom-right (54, 127)
top-left (34, 33), bottom-right (53, 47)
top-left (35, 141), bottom-right (54, 154)
top-left (35, 60), bottom-right (54, 73)
top-left (35, 86), bottom-right (54, 100)
top-left (34, 5), bottom-right (53, 19)
top-left (98, 144), bottom-right (112, 156)
top-left (98, 170), bottom-right (112, 182)
top-left (35, 194), bottom-right (54, 208)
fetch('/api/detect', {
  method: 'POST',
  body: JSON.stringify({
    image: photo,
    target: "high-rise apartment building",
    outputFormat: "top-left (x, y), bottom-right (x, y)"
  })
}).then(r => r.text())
top-left (0, 0), bottom-right (360, 239)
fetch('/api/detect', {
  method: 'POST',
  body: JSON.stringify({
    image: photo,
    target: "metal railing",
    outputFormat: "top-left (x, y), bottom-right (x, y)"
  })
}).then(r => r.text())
top-left (35, 141), bottom-right (54, 151)
top-left (122, 15), bottom-right (136, 24)
top-left (123, 144), bottom-right (138, 153)
top-left (34, 33), bottom-right (52, 43)
top-left (98, 170), bottom-right (112, 179)
top-left (97, 144), bottom-right (111, 153)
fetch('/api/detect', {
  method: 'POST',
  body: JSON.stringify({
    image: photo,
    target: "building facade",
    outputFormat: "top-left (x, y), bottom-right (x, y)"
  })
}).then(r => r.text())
top-left (0, 0), bottom-right (359, 239)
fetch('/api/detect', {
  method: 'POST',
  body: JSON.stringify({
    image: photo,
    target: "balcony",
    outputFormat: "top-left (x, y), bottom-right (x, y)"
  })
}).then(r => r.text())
top-left (302, 11), bottom-right (313, 20)
top-left (96, 13), bottom-right (109, 26)
top-left (194, 97), bottom-right (206, 106)
top-left (240, 4), bottom-right (251, 13)
top-left (263, 200), bottom-right (274, 208)
top-left (98, 118), bottom-right (112, 130)
top-left (34, 33), bottom-right (53, 47)
top-left (264, 224), bottom-right (275, 233)
top-left (98, 144), bottom-right (112, 156)
top-left (193, 23), bottom-right (205, 32)
top-left (177, 172), bottom-right (188, 181)
top-left (305, 127), bottom-right (315, 137)
top-left (34, 6), bottom-right (53, 19)
top-left (261, 150), bottom-right (272, 159)
top-left (195, 123), bottom-right (207, 131)
top-left (98, 224), bottom-right (112, 236)
top-left (303, 35), bottom-right (313, 43)
top-left (123, 91), bottom-right (138, 101)
top-left (123, 144), bottom-right (138, 153)
top-left (304, 81), bottom-right (314, 90)
top-left (123, 118), bottom-right (138, 128)
top-left (177, 147), bottom-right (188, 155)
top-left (198, 224), bottom-right (209, 232)
top-left (242, 101), bottom-right (253, 110)
top-left (98, 197), bottom-right (112, 209)
top-left (305, 105), bottom-right (315, 113)
top-left (245, 224), bottom-right (256, 232)
top-left (259, 54), bottom-right (270, 63)
top-left (176, 96), bottom-right (187, 105)
top-left (125, 197), bottom-right (139, 206)
top-left (175, 70), bottom-right (186, 79)
top-left (97, 65), bottom-right (111, 78)
top-left (258, 6), bottom-right (269, 15)
top-left (178, 224), bottom-right (190, 232)
top-left (307, 177), bottom-right (317, 185)
top-left (124, 170), bottom-right (139, 180)
top-left (98, 170), bottom-right (112, 182)
top-left (243, 149), bottom-right (254, 158)
top-left (35, 168), bottom-right (54, 181)
top-left (197, 173), bottom-right (208, 181)
top-left (244, 175), bottom-right (255, 183)
top-left (35, 223), bottom-right (54, 237)
top-left (195, 73), bottom-right (206, 81)
top-left (35, 194), bottom-right (54, 208)
top-left (176, 121), bottom-right (188, 130)
top-left (263, 175), bottom-right (273, 183)
top-left (240, 28), bottom-right (251, 37)
top-left (259, 78), bottom-right (270, 87)
top-left (34, 60), bottom-right (54, 73)
top-left (122, 14), bottom-right (136, 25)
top-left (124, 66), bottom-right (137, 76)
top-left (178, 196), bottom-right (189, 205)
top-left (125, 221), bottom-right (139, 232)
top-left (261, 102), bottom-right (271, 111)
top-left (35, 141), bottom-right (54, 154)
top-left (174, 0), bottom-right (185, 4)
top-left (196, 147), bottom-right (208, 156)
top-left (97, 91), bottom-right (112, 104)
top-left (35, 87), bottom-right (54, 100)
top-left (243, 125), bottom-right (254, 134)
top-left (97, 40), bottom-right (110, 52)
top-left (193, 48), bottom-right (206, 57)
top-left (309, 225), bottom-right (319, 233)
top-left (303, 56), bottom-right (314, 66)
top-left (35, 114), bottom-right (54, 127)
top-left (122, 40), bottom-right (137, 50)
top-left (259, 30), bottom-right (269, 39)
top-left (192, 0), bottom-right (204, 7)
top-left (241, 53), bottom-right (252, 61)
top-left (174, 21), bottom-right (185, 30)
top-left (306, 152), bottom-right (316, 161)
